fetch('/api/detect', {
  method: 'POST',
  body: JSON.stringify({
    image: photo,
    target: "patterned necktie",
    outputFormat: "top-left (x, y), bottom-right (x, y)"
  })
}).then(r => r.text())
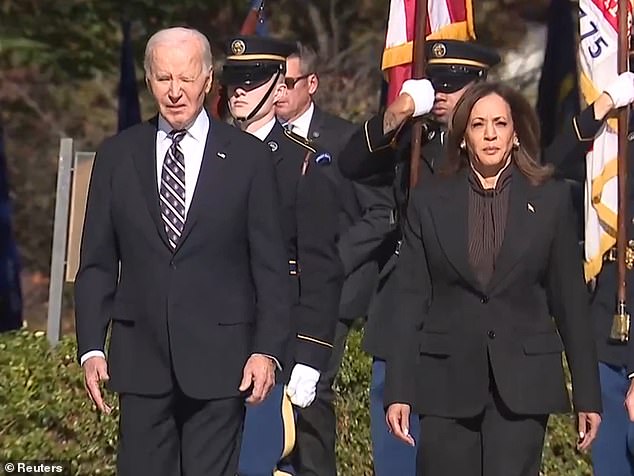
top-left (160, 130), bottom-right (187, 249)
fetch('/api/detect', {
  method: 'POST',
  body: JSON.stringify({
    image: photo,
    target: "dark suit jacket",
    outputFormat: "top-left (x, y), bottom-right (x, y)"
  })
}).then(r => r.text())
top-left (543, 106), bottom-right (634, 370)
top-left (308, 106), bottom-right (396, 320)
top-left (384, 168), bottom-right (601, 418)
top-left (74, 113), bottom-right (291, 400)
top-left (265, 122), bottom-right (343, 373)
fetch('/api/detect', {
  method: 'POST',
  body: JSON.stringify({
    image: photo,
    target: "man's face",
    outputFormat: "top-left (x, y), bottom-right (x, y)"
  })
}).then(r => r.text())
top-left (146, 39), bottom-right (212, 130)
top-left (227, 75), bottom-right (287, 122)
top-left (431, 82), bottom-right (472, 125)
top-left (275, 56), bottom-right (317, 122)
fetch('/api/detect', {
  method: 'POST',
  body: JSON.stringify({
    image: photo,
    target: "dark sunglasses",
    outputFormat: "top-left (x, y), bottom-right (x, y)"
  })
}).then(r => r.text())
top-left (285, 74), bottom-right (311, 89)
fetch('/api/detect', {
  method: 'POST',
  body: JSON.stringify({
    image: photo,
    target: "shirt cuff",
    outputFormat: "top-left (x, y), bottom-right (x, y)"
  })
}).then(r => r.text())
top-left (253, 353), bottom-right (282, 372)
top-left (80, 350), bottom-right (106, 366)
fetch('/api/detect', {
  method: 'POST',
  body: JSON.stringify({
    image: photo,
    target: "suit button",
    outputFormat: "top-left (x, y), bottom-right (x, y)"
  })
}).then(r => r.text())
top-left (170, 261), bottom-right (176, 270)
top-left (481, 296), bottom-right (489, 304)
top-left (487, 330), bottom-right (496, 339)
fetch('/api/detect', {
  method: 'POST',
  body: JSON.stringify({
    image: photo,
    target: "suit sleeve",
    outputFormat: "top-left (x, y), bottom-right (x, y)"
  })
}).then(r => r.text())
top-left (247, 146), bottom-right (292, 365)
top-left (294, 161), bottom-right (344, 371)
top-left (337, 111), bottom-right (402, 180)
top-left (542, 105), bottom-right (603, 174)
top-left (337, 181), bottom-right (397, 276)
top-left (546, 184), bottom-right (602, 413)
top-left (74, 138), bottom-right (119, 361)
top-left (384, 188), bottom-right (431, 407)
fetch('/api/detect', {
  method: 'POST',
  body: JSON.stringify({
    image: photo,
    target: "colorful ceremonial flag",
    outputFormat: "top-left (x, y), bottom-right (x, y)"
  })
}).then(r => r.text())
top-left (381, 0), bottom-right (475, 105)
top-left (579, 0), bottom-right (633, 280)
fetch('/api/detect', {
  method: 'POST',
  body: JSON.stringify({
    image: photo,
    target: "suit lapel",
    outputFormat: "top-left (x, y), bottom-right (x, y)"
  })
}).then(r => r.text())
top-left (429, 169), bottom-right (482, 292)
top-left (131, 116), bottom-right (171, 249)
top-left (308, 105), bottom-right (326, 142)
top-left (487, 168), bottom-right (540, 292)
top-left (174, 118), bottom-right (231, 253)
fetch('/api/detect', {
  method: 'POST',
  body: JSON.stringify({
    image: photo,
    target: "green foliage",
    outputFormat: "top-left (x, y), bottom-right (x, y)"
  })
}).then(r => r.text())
top-left (335, 329), bottom-right (373, 474)
top-left (0, 330), bottom-right (118, 475)
top-left (0, 329), bottom-right (593, 475)
top-left (0, 0), bottom-right (248, 78)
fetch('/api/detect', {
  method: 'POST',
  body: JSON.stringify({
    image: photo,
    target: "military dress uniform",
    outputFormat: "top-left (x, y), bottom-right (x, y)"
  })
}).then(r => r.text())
top-left (284, 104), bottom-right (397, 476)
top-left (219, 36), bottom-right (344, 476)
top-left (338, 40), bottom-right (501, 476)
top-left (544, 104), bottom-right (634, 476)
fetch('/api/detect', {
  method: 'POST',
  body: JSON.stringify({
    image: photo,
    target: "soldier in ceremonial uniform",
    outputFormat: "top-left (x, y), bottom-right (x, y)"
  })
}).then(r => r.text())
top-left (220, 36), bottom-right (344, 476)
top-left (338, 40), bottom-right (500, 182)
top-left (542, 70), bottom-right (634, 476)
top-left (276, 42), bottom-right (397, 476)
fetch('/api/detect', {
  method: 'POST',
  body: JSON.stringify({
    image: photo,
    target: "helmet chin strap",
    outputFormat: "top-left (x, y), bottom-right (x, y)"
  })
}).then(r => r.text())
top-left (234, 70), bottom-right (282, 124)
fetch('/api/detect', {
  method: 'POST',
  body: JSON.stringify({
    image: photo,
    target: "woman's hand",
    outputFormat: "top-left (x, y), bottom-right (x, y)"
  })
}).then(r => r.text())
top-left (386, 403), bottom-right (416, 447)
top-left (576, 412), bottom-right (601, 451)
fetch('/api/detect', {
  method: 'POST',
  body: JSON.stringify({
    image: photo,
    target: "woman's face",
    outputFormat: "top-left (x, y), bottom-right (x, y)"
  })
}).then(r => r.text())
top-left (463, 93), bottom-right (516, 169)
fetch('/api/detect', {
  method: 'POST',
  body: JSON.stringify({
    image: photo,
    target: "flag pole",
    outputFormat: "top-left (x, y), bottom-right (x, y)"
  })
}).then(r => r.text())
top-left (611, 0), bottom-right (631, 342)
top-left (210, 1), bottom-right (266, 119)
top-left (409, 0), bottom-right (429, 189)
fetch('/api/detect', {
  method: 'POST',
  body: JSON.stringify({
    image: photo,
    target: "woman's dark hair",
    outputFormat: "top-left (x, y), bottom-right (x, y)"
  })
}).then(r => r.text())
top-left (443, 81), bottom-right (554, 185)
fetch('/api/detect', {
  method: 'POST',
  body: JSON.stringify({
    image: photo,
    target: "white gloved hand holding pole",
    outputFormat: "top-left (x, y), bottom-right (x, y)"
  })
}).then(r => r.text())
top-left (286, 363), bottom-right (321, 408)
top-left (399, 79), bottom-right (436, 117)
top-left (604, 71), bottom-right (634, 109)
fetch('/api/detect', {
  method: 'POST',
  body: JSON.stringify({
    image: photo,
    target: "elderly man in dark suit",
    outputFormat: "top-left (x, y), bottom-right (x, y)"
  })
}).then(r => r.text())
top-left (74, 27), bottom-right (291, 476)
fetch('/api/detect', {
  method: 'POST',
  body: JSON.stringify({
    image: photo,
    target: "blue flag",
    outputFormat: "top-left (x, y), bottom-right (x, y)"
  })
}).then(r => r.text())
top-left (118, 19), bottom-right (142, 132)
top-left (250, 0), bottom-right (269, 36)
top-left (536, 0), bottom-right (580, 149)
top-left (0, 122), bottom-right (23, 333)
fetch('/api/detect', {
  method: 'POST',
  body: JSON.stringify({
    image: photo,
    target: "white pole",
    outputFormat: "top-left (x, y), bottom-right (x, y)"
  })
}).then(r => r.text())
top-left (47, 138), bottom-right (73, 346)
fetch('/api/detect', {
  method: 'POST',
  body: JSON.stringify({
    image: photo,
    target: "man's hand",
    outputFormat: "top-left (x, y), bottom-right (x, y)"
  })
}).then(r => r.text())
top-left (603, 71), bottom-right (634, 110)
top-left (576, 412), bottom-right (601, 451)
top-left (82, 356), bottom-right (112, 414)
top-left (239, 354), bottom-right (276, 404)
top-left (400, 79), bottom-right (435, 117)
top-left (286, 363), bottom-right (320, 408)
top-left (386, 403), bottom-right (415, 447)
top-left (383, 79), bottom-right (435, 135)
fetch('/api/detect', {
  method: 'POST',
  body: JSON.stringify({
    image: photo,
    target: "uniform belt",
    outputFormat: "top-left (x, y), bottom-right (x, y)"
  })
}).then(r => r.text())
top-left (603, 242), bottom-right (634, 270)
top-left (289, 259), bottom-right (299, 276)
top-left (604, 248), bottom-right (618, 262)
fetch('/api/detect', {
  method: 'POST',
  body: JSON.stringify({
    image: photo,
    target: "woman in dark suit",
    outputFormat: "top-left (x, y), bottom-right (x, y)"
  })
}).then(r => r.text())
top-left (384, 82), bottom-right (602, 476)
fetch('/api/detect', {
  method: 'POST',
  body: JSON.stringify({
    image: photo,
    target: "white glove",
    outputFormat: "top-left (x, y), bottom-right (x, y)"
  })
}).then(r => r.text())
top-left (286, 363), bottom-right (320, 408)
top-left (604, 71), bottom-right (634, 108)
top-left (399, 79), bottom-right (435, 117)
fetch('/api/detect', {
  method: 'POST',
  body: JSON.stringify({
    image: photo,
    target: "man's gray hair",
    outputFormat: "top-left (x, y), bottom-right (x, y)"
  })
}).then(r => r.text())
top-left (290, 41), bottom-right (319, 76)
top-left (144, 27), bottom-right (213, 77)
